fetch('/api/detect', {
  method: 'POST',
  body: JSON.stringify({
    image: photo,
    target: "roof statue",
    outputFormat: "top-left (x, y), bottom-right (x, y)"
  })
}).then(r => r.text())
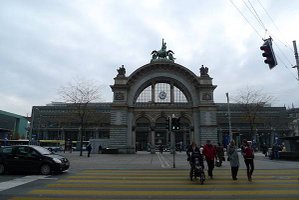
top-left (151, 39), bottom-right (175, 62)
top-left (117, 65), bottom-right (126, 77)
top-left (200, 65), bottom-right (209, 76)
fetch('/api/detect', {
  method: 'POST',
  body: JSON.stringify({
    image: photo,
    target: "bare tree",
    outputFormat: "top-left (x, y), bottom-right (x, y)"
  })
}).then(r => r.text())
top-left (232, 87), bottom-right (273, 141)
top-left (58, 77), bottom-right (102, 156)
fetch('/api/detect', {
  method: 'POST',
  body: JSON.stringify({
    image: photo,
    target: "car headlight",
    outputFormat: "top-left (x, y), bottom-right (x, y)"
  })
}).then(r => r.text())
top-left (52, 158), bottom-right (62, 163)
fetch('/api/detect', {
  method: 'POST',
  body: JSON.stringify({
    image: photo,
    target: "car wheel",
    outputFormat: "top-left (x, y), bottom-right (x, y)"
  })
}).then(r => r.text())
top-left (0, 163), bottom-right (5, 175)
top-left (40, 164), bottom-right (51, 175)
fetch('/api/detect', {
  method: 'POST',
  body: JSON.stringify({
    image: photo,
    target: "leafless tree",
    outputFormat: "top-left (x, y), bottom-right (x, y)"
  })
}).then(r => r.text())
top-left (58, 77), bottom-right (102, 156)
top-left (232, 87), bottom-right (274, 141)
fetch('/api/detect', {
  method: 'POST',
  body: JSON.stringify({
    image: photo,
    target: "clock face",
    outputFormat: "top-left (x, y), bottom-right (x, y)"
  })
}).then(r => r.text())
top-left (159, 91), bottom-right (167, 100)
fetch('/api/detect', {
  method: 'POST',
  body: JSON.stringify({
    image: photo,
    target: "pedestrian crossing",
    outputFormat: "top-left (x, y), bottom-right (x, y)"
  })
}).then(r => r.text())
top-left (9, 169), bottom-right (299, 199)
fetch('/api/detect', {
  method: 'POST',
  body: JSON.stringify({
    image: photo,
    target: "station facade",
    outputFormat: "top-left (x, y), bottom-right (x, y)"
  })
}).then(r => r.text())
top-left (109, 61), bottom-right (217, 153)
top-left (29, 41), bottom-right (291, 153)
top-left (30, 42), bottom-right (218, 153)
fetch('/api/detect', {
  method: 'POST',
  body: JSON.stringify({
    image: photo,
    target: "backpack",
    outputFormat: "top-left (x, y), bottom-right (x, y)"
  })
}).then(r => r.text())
top-left (244, 147), bottom-right (254, 158)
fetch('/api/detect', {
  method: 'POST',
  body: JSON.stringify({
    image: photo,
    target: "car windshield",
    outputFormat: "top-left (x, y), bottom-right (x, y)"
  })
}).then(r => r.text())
top-left (32, 146), bottom-right (52, 155)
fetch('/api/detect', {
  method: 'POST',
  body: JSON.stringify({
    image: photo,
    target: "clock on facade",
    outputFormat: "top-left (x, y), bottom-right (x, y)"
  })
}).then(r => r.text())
top-left (158, 91), bottom-right (167, 100)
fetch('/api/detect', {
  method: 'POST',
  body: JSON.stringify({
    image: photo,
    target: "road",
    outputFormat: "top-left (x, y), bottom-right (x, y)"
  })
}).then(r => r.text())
top-left (0, 151), bottom-right (298, 199)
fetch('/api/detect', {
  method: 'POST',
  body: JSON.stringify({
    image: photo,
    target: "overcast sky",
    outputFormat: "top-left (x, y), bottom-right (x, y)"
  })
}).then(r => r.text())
top-left (1, 0), bottom-right (299, 117)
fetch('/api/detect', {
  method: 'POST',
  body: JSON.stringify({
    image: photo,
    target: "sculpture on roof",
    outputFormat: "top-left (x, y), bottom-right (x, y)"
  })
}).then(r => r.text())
top-left (117, 65), bottom-right (126, 77)
top-left (151, 39), bottom-right (175, 62)
top-left (200, 65), bottom-right (209, 76)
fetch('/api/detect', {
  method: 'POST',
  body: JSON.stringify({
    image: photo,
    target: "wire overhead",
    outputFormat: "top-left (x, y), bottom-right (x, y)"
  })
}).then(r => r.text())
top-left (229, 0), bottom-right (298, 80)
top-left (229, 0), bottom-right (263, 39)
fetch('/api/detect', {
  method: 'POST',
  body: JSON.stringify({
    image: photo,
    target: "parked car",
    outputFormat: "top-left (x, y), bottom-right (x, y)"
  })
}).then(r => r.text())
top-left (45, 146), bottom-right (63, 152)
top-left (0, 145), bottom-right (70, 175)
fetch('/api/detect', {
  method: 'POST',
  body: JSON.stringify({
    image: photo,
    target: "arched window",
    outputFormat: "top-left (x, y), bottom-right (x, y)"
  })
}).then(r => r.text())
top-left (136, 83), bottom-right (188, 103)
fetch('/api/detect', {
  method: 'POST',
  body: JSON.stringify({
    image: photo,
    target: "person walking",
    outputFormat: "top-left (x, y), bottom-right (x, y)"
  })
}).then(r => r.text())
top-left (272, 143), bottom-right (280, 159)
top-left (261, 143), bottom-right (268, 157)
top-left (86, 142), bottom-right (92, 157)
top-left (216, 142), bottom-right (225, 166)
top-left (242, 140), bottom-right (254, 181)
top-left (203, 140), bottom-right (217, 179)
top-left (186, 142), bottom-right (204, 181)
top-left (227, 140), bottom-right (239, 180)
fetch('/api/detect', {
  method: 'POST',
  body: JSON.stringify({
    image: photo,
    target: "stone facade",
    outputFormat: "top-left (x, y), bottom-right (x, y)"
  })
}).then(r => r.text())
top-left (109, 61), bottom-right (217, 153)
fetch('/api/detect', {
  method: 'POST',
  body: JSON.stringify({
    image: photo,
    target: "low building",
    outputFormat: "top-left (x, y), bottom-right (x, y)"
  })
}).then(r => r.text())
top-left (216, 103), bottom-right (290, 149)
top-left (0, 110), bottom-right (29, 141)
top-left (287, 108), bottom-right (299, 136)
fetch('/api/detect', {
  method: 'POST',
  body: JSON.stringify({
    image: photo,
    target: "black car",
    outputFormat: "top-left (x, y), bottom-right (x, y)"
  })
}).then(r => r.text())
top-left (0, 145), bottom-right (70, 175)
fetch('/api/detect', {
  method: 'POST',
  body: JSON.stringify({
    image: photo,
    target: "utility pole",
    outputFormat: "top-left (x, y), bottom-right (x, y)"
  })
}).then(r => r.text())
top-left (226, 93), bottom-right (232, 142)
top-left (292, 40), bottom-right (299, 80)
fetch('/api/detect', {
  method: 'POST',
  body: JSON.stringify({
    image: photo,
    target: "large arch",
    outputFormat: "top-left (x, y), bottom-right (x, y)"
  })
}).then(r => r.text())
top-left (127, 62), bottom-right (200, 106)
top-left (109, 56), bottom-right (217, 153)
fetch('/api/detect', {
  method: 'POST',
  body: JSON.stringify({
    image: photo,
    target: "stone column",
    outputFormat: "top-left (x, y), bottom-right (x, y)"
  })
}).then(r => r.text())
top-left (183, 130), bottom-right (187, 149)
top-left (132, 126), bottom-right (136, 152)
top-left (150, 124), bottom-right (156, 154)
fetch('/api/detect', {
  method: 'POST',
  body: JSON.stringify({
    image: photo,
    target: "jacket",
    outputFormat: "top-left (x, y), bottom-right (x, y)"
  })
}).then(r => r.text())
top-left (227, 145), bottom-right (239, 167)
top-left (203, 144), bottom-right (216, 161)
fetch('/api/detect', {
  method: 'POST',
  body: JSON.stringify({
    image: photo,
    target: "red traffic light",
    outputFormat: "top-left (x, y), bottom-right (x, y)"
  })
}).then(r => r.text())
top-left (260, 38), bottom-right (277, 69)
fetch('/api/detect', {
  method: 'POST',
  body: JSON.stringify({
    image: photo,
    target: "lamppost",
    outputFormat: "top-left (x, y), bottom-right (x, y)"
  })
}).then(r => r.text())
top-left (226, 93), bottom-right (232, 142)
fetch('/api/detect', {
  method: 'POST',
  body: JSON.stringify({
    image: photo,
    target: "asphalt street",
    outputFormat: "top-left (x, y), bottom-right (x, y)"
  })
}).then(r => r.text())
top-left (62, 150), bottom-right (299, 172)
top-left (0, 151), bottom-right (298, 199)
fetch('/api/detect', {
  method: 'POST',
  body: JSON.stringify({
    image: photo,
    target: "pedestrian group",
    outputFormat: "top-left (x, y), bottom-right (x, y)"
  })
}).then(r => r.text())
top-left (187, 139), bottom-right (255, 182)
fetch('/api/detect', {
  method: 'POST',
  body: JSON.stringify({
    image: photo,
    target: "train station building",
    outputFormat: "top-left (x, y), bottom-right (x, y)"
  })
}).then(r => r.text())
top-left (28, 42), bottom-right (291, 153)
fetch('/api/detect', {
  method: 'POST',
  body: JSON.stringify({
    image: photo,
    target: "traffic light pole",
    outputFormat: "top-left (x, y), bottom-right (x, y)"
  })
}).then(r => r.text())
top-left (292, 40), bottom-right (299, 80)
top-left (226, 93), bottom-right (233, 142)
top-left (170, 130), bottom-right (176, 168)
top-left (167, 114), bottom-right (180, 168)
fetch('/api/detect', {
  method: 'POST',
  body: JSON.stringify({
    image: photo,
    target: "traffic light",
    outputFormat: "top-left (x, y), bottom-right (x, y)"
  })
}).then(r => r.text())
top-left (260, 38), bottom-right (277, 69)
top-left (166, 117), bottom-right (170, 131)
top-left (171, 117), bottom-right (180, 130)
top-left (176, 118), bottom-right (180, 130)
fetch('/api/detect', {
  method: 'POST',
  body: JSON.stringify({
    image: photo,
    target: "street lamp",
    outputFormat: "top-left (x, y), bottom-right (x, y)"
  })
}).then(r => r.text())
top-left (226, 93), bottom-right (232, 142)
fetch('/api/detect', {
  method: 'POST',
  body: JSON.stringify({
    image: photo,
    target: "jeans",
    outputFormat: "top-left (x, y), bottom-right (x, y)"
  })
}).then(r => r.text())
top-left (206, 160), bottom-right (215, 177)
top-left (274, 151), bottom-right (279, 159)
top-left (231, 166), bottom-right (239, 179)
top-left (244, 159), bottom-right (254, 180)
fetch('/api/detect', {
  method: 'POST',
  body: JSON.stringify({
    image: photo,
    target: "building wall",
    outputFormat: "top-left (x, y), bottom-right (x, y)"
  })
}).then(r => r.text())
top-left (216, 103), bottom-right (290, 148)
top-left (287, 108), bottom-right (299, 136)
top-left (0, 110), bottom-right (29, 139)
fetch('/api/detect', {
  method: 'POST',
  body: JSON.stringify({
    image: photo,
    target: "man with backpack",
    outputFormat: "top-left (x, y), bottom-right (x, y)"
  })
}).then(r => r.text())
top-left (242, 140), bottom-right (254, 181)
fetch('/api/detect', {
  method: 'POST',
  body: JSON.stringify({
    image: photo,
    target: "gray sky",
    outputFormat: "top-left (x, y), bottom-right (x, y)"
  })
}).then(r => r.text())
top-left (1, 0), bottom-right (299, 116)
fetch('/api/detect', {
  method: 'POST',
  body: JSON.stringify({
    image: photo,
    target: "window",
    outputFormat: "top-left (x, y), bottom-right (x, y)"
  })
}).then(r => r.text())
top-left (0, 147), bottom-right (13, 154)
top-left (136, 83), bottom-right (188, 103)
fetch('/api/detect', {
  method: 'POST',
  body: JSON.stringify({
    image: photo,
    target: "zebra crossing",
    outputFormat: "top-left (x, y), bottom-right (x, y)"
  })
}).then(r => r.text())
top-left (10, 169), bottom-right (299, 199)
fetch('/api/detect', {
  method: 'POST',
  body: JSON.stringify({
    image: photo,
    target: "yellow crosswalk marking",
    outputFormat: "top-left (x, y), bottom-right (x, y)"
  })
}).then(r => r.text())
top-left (47, 183), bottom-right (299, 189)
top-left (10, 169), bottom-right (299, 199)
top-left (28, 189), bottom-right (299, 196)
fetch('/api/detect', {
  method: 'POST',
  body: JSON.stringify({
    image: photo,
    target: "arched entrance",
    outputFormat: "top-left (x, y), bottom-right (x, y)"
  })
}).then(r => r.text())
top-left (135, 116), bottom-right (191, 152)
top-left (135, 117), bottom-right (150, 151)
top-left (109, 42), bottom-right (217, 153)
